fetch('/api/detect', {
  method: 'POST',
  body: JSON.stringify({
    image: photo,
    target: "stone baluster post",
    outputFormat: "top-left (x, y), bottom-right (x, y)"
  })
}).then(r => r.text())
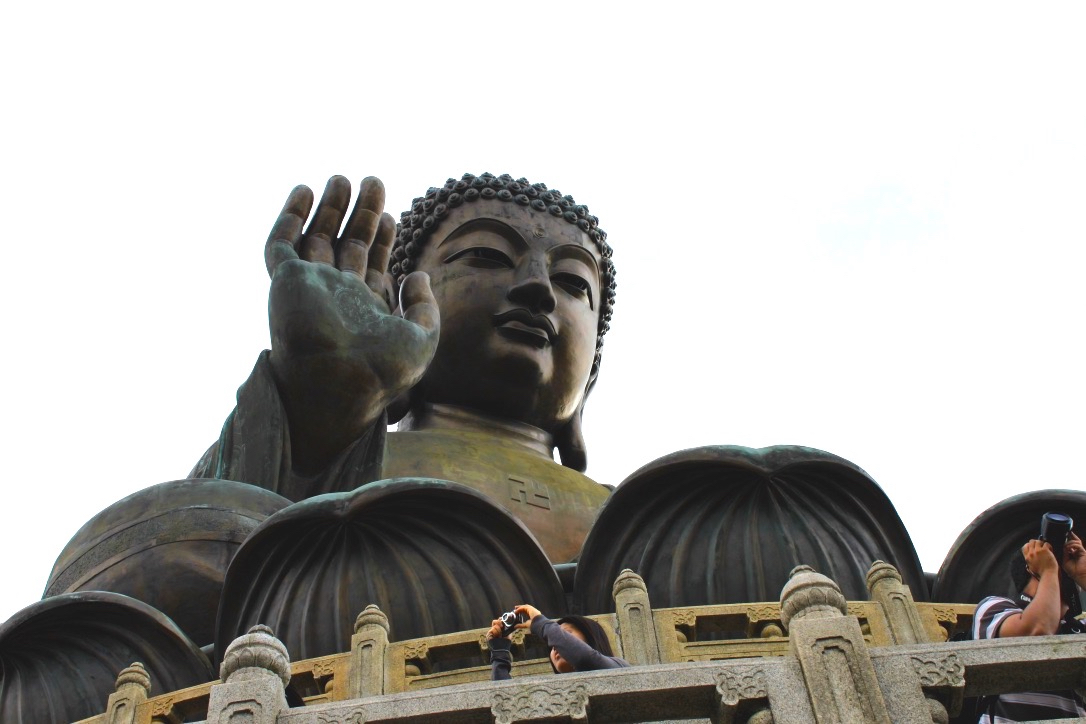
top-left (612, 568), bottom-right (660, 664)
top-left (103, 662), bottom-right (150, 724)
top-left (206, 624), bottom-right (291, 724)
top-left (349, 604), bottom-right (390, 698)
top-left (866, 560), bottom-right (928, 645)
top-left (781, 565), bottom-right (892, 724)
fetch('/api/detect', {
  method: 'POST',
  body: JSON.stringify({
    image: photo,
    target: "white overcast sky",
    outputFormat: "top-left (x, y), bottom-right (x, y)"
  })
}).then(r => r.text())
top-left (1, 4), bottom-right (1084, 625)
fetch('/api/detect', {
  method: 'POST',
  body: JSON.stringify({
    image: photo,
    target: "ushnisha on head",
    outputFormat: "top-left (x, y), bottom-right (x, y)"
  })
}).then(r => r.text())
top-left (391, 173), bottom-right (617, 471)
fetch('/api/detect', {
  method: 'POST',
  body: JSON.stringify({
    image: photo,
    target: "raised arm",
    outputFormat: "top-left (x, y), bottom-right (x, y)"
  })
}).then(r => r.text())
top-left (529, 616), bottom-right (625, 672)
top-left (996, 540), bottom-right (1062, 637)
top-left (485, 618), bottom-right (514, 681)
top-left (265, 176), bottom-right (439, 474)
top-left (514, 604), bottom-right (627, 673)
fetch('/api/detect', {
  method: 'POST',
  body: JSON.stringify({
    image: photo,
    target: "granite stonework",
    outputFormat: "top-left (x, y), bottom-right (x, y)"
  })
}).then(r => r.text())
top-left (205, 625), bottom-right (292, 724)
top-left (101, 663), bottom-right (151, 724)
top-left (73, 564), bottom-right (1086, 724)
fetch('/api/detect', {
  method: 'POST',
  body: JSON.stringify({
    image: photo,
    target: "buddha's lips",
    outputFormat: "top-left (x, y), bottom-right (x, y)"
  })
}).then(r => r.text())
top-left (492, 309), bottom-right (557, 347)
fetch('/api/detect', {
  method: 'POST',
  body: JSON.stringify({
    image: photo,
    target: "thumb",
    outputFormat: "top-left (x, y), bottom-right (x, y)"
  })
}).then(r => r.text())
top-left (399, 272), bottom-right (440, 336)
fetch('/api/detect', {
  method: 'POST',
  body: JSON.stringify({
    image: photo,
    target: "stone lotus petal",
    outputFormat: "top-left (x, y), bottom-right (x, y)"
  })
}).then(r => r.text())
top-left (45, 478), bottom-right (290, 647)
top-left (215, 478), bottom-right (565, 662)
top-left (933, 488), bottom-right (1086, 604)
top-left (0, 591), bottom-right (213, 724)
top-left (574, 445), bottom-right (926, 614)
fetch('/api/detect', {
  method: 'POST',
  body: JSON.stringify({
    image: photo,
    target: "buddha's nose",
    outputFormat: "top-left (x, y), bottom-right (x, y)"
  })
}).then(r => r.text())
top-left (508, 258), bottom-right (556, 313)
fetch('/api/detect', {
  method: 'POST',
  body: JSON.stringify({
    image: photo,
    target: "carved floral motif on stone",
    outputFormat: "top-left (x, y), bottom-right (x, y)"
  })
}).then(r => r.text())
top-left (672, 610), bottom-right (697, 626)
top-left (311, 660), bottom-right (336, 679)
top-left (745, 605), bottom-right (780, 622)
top-left (317, 710), bottom-right (366, 724)
top-left (931, 606), bottom-right (959, 622)
top-left (492, 682), bottom-right (589, 724)
top-left (150, 697), bottom-right (175, 717)
top-left (402, 642), bottom-right (430, 661)
top-left (846, 602), bottom-right (867, 617)
top-left (715, 667), bottom-right (769, 706)
top-left (909, 652), bottom-right (965, 688)
top-left (481, 629), bottom-right (527, 650)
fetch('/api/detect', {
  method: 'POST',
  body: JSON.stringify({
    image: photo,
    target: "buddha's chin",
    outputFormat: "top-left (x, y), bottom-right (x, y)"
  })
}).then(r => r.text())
top-left (494, 339), bottom-right (553, 379)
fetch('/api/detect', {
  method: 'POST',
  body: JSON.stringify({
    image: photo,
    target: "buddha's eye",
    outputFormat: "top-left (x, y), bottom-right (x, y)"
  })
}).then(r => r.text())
top-left (552, 273), bottom-right (594, 308)
top-left (443, 247), bottom-right (514, 269)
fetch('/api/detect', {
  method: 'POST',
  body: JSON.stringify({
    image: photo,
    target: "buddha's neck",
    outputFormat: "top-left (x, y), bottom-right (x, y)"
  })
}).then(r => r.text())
top-left (398, 403), bottom-right (554, 460)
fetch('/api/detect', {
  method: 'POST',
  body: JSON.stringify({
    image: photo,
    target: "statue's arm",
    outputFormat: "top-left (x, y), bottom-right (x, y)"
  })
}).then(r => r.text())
top-left (263, 176), bottom-right (439, 475)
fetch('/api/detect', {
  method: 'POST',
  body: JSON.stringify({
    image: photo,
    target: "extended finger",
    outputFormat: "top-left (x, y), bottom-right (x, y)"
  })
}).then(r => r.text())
top-left (341, 176), bottom-right (386, 241)
top-left (365, 213), bottom-right (397, 291)
top-left (300, 176), bottom-right (351, 265)
top-left (399, 271), bottom-right (440, 334)
top-left (337, 178), bottom-right (387, 276)
top-left (265, 185), bottom-right (314, 276)
top-left (335, 220), bottom-right (373, 278)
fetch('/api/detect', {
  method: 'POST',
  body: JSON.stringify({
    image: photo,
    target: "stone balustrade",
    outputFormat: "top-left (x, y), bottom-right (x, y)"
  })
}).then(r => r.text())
top-left (75, 561), bottom-right (1074, 724)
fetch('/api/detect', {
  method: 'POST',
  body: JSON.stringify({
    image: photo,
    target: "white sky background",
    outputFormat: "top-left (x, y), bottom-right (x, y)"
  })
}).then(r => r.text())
top-left (1, 4), bottom-right (1084, 625)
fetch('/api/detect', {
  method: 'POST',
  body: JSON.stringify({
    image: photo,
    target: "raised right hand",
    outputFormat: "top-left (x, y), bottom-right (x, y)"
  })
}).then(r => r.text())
top-left (265, 176), bottom-right (440, 472)
top-left (513, 604), bottom-right (543, 625)
top-left (1023, 539), bottom-right (1059, 579)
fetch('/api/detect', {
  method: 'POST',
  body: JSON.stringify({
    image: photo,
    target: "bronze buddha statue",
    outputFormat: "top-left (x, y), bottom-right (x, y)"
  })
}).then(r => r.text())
top-left (10, 172), bottom-right (941, 721)
top-left (190, 172), bottom-right (616, 562)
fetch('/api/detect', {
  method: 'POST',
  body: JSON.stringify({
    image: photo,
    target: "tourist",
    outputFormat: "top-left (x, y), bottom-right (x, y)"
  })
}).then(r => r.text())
top-left (486, 604), bottom-right (628, 680)
top-left (973, 527), bottom-right (1086, 721)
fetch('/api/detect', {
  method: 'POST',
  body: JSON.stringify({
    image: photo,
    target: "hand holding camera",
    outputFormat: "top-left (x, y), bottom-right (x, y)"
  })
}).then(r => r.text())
top-left (1022, 538), bottom-right (1060, 580)
top-left (486, 604), bottom-right (542, 640)
top-left (1039, 512), bottom-right (1073, 566)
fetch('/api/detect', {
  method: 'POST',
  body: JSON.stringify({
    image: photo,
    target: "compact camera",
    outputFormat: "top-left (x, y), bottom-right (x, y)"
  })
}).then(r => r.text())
top-left (499, 610), bottom-right (527, 637)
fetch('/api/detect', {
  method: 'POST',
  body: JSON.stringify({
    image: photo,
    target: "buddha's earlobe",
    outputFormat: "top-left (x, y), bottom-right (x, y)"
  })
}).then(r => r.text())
top-left (555, 402), bottom-right (587, 472)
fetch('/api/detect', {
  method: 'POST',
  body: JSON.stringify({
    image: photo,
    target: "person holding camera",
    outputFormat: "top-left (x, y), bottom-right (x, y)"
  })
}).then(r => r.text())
top-left (973, 514), bottom-right (1086, 722)
top-left (486, 604), bottom-right (629, 680)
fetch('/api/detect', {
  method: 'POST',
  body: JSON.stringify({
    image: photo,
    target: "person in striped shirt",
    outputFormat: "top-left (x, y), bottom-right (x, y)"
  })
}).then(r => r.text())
top-left (973, 532), bottom-right (1086, 722)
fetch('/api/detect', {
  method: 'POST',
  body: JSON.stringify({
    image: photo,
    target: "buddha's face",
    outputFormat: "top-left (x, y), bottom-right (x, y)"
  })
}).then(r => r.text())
top-left (411, 200), bottom-right (602, 432)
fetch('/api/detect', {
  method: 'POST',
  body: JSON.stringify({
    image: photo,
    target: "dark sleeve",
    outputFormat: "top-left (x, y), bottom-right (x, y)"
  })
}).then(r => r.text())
top-left (973, 596), bottom-right (1021, 640)
top-left (489, 636), bottom-right (513, 681)
top-left (530, 616), bottom-right (629, 672)
top-left (190, 351), bottom-right (385, 500)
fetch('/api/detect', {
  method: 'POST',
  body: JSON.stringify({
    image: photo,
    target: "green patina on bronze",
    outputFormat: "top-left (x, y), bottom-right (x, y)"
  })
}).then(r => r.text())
top-left (384, 426), bottom-right (610, 563)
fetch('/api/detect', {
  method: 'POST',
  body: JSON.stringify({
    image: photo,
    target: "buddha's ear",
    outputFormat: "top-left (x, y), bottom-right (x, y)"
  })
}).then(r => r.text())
top-left (556, 360), bottom-right (602, 472)
top-left (555, 402), bottom-right (587, 473)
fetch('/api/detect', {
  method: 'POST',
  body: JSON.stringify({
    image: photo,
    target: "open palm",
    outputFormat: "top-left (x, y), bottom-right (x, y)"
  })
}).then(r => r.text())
top-left (265, 176), bottom-right (439, 471)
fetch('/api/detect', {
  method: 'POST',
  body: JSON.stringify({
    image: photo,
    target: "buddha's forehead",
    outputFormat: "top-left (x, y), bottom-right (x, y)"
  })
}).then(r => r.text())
top-left (430, 199), bottom-right (600, 261)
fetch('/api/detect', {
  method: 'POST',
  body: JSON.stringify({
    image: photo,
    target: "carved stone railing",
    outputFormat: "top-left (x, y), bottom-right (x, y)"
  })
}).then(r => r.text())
top-left (76, 561), bottom-right (1014, 724)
